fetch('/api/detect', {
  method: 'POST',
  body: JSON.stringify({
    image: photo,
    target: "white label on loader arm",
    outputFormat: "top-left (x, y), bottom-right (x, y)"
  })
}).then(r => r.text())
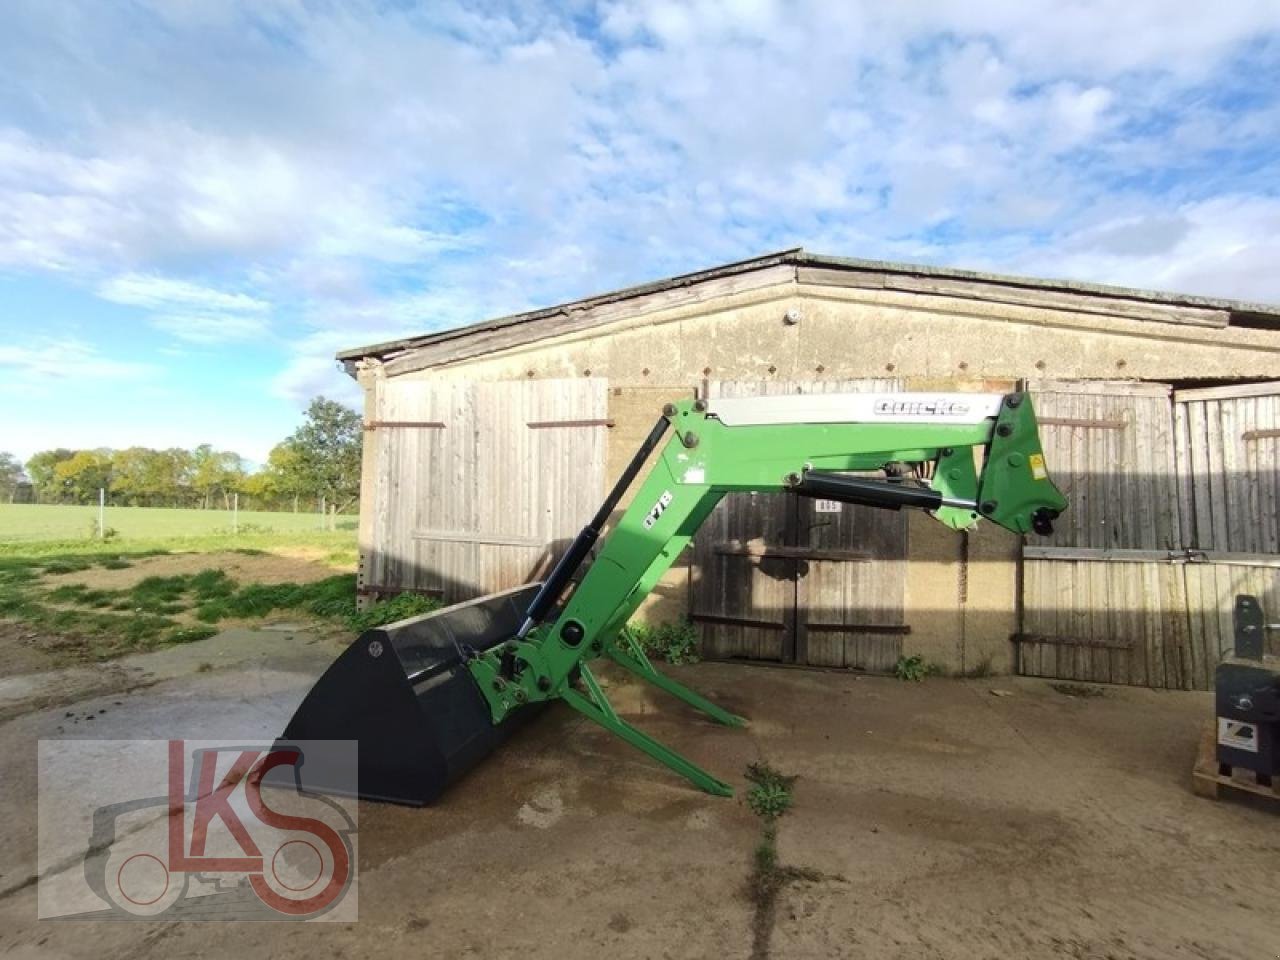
top-left (1218, 717), bottom-right (1259, 752)
top-left (707, 392), bottom-right (1004, 426)
top-left (643, 490), bottom-right (673, 529)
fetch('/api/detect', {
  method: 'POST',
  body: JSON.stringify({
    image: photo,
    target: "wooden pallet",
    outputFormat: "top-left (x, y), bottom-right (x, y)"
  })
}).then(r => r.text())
top-left (1191, 725), bottom-right (1280, 804)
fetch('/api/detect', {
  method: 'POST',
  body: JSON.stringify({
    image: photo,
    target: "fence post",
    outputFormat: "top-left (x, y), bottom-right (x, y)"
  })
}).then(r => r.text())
top-left (98, 488), bottom-right (105, 539)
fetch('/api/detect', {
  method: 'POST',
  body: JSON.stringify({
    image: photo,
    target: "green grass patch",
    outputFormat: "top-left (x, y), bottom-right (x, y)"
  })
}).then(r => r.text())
top-left (893, 653), bottom-right (943, 682)
top-left (194, 600), bottom-right (230, 623)
top-left (42, 559), bottom-right (93, 575)
top-left (167, 625), bottom-right (220, 645)
top-left (348, 590), bottom-right (440, 631)
top-left (627, 619), bottom-right (700, 665)
top-left (47, 584), bottom-right (90, 602)
top-left (0, 517), bottom-right (442, 663)
top-left (190, 569), bottom-right (236, 600)
top-left (206, 575), bottom-right (439, 630)
top-left (745, 762), bottom-right (797, 821)
top-left (325, 548), bottom-right (359, 567)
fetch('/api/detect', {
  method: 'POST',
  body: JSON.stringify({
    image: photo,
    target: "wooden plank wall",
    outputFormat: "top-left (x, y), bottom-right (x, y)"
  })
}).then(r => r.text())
top-left (1183, 557), bottom-right (1280, 675)
top-left (1175, 382), bottom-right (1280, 554)
top-left (1021, 380), bottom-right (1280, 690)
top-left (364, 378), bottom-right (608, 604)
top-left (1019, 381), bottom-right (1184, 686)
top-left (693, 379), bottom-right (906, 666)
top-left (1021, 553), bottom-right (1280, 689)
top-left (793, 379), bottom-right (907, 672)
top-left (1030, 380), bottom-right (1181, 550)
top-left (694, 380), bottom-right (800, 661)
top-left (797, 491), bottom-right (907, 671)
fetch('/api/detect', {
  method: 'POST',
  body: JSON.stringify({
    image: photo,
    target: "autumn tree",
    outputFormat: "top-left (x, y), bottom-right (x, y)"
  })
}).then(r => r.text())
top-left (52, 450), bottom-right (113, 504)
top-left (191, 444), bottom-right (246, 509)
top-left (26, 449), bottom-right (75, 503)
top-left (112, 447), bottom-right (195, 506)
top-left (241, 440), bottom-right (307, 510)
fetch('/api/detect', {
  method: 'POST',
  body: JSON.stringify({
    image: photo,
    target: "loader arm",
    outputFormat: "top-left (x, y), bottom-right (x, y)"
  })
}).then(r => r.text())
top-left (464, 391), bottom-right (1067, 796)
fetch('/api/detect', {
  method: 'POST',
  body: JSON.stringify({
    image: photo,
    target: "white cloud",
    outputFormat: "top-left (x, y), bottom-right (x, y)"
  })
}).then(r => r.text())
top-left (271, 329), bottom-right (366, 407)
top-left (96, 272), bottom-right (273, 345)
top-left (1014, 195), bottom-right (1280, 303)
top-left (0, 0), bottom-right (1278, 430)
top-left (0, 338), bottom-right (157, 385)
top-left (148, 313), bottom-right (271, 345)
top-left (98, 274), bottom-right (269, 313)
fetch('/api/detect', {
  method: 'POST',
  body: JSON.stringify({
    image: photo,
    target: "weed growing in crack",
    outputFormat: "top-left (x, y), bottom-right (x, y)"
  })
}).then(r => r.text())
top-left (742, 762), bottom-right (843, 960)
top-left (745, 762), bottom-right (796, 820)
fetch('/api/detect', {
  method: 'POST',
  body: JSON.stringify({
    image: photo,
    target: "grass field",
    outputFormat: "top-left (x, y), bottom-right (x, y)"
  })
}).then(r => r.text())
top-left (0, 503), bottom-right (354, 543)
top-left (0, 503), bottom-right (402, 664)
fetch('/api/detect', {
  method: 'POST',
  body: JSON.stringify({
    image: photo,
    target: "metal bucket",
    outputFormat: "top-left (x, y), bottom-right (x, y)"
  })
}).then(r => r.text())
top-left (279, 583), bottom-right (541, 806)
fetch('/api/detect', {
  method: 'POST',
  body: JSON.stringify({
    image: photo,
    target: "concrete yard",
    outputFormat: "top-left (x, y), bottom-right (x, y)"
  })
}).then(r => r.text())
top-left (1, 632), bottom-right (1277, 959)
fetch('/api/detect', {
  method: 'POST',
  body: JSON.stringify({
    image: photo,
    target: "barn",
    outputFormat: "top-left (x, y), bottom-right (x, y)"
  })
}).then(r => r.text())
top-left (338, 249), bottom-right (1280, 690)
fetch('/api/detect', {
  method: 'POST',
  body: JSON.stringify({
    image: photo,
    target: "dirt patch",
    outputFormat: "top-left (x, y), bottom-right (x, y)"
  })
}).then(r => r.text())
top-left (48, 550), bottom-right (342, 591)
top-left (0, 622), bottom-right (63, 677)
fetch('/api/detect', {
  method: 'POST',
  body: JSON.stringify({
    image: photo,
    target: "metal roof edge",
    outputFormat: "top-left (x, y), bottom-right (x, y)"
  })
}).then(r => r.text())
top-left (794, 252), bottom-right (1280, 317)
top-left (335, 248), bottom-right (802, 367)
top-left (337, 248), bottom-right (1280, 374)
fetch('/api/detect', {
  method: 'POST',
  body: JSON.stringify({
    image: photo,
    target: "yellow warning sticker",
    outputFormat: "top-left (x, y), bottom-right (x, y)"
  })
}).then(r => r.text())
top-left (1029, 453), bottom-right (1047, 480)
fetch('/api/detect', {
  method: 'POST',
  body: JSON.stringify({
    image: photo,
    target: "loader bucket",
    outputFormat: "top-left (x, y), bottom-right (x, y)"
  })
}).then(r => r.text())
top-left (279, 583), bottom-right (542, 806)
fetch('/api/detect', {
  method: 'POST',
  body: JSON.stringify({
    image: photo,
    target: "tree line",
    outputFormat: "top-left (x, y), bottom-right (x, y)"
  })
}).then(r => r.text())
top-left (1, 398), bottom-right (363, 513)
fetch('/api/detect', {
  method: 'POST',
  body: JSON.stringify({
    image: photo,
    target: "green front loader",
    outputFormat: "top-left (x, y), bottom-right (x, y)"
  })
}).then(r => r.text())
top-left (280, 390), bottom-right (1067, 803)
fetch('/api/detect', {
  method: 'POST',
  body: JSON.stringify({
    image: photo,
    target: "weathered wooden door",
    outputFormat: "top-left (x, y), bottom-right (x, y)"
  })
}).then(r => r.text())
top-left (1017, 380), bottom-right (1193, 687)
top-left (795, 493), bottom-right (908, 670)
top-left (692, 379), bottom-right (908, 667)
top-left (1175, 382), bottom-right (1280, 680)
top-left (361, 378), bottom-right (608, 605)
top-left (693, 381), bottom-right (802, 661)
top-left (1174, 381), bottom-right (1280, 554)
top-left (1019, 379), bottom-right (1280, 690)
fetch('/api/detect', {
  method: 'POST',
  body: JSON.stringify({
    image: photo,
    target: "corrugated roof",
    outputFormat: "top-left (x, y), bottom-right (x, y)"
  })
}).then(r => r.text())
top-left (338, 248), bottom-right (1280, 372)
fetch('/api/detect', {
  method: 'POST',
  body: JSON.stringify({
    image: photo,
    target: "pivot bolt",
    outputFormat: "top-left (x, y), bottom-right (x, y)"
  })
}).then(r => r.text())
top-left (682, 432), bottom-right (700, 448)
top-left (996, 424), bottom-right (1013, 437)
top-left (1006, 395), bottom-right (1022, 408)
top-left (662, 403), bottom-right (677, 417)
top-left (694, 398), bottom-right (707, 412)
top-left (514, 689), bottom-right (528, 704)
top-left (537, 676), bottom-right (552, 692)
top-left (980, 501), bottom-right (997, 516)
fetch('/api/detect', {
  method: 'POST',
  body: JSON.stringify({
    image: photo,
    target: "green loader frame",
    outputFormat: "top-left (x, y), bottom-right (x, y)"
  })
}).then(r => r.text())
top-left (464, 391), bottom-right (1068, 796)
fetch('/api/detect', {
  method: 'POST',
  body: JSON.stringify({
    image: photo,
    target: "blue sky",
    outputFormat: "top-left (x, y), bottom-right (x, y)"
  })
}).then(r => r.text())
top-left (1, 1), bottom-right (1279, 466)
